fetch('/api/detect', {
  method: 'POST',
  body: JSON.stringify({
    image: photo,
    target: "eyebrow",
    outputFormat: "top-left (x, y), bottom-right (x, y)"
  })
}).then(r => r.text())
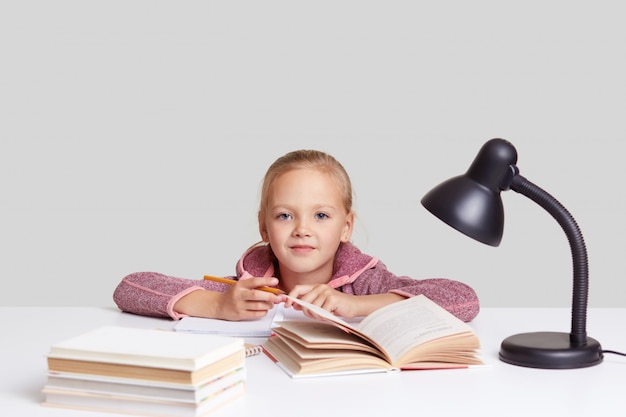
top-left (270, 204), bottom-right (339, 212)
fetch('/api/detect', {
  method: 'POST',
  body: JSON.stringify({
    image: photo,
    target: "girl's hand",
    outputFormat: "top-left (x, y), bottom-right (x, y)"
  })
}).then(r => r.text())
top-left (284, 284), bottom-right (406, 319)
top-left (285, 284), bottom-right (361, 319)
top-left (217, 277), bottom-right (284, 320)
top-left (175, 277), bottom-right (283, 321)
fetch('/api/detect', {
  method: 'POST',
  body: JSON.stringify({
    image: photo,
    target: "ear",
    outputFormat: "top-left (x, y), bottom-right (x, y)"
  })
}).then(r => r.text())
top-left (258, 212), bottom-right (270, 242)
top-left (340, 211), bottom-right (354, 243)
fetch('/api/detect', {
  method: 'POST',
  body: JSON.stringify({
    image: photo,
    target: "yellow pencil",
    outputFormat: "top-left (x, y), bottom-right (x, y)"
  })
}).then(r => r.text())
top-left (203, 275), bottom-right (285, 295)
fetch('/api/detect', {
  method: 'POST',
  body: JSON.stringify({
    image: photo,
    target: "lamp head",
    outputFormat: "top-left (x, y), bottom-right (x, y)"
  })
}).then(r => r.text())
top-left (421, 138), bottom-right (519, 247)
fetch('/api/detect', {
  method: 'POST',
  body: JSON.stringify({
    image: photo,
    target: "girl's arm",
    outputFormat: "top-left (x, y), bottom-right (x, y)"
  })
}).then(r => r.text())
top-left (113, 272), bottom-right (281, 320)
top-left (348, 263), bottom-right (480, 322)
top-left (112, 272), bottom-right (231, 319)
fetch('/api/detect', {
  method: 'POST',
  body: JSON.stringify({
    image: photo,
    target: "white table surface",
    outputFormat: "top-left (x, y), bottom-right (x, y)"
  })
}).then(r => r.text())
top-left (2, 306), bottom-right (625, 417)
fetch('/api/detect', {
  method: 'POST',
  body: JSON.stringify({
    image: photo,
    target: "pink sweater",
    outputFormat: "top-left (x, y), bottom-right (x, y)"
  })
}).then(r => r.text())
top-left (113, 243), bottom-right (480, 322)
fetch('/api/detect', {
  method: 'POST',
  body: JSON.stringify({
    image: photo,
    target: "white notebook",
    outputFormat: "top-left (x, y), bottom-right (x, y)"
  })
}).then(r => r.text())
top-left (174, 304), bottom-right (309, 337)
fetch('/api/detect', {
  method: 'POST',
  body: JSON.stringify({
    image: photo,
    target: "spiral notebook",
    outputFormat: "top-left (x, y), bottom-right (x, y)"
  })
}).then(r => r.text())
top-left (174, 304), bottom-right (309, 338)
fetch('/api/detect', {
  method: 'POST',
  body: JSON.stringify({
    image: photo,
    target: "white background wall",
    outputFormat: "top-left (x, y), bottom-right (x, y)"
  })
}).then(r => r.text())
top-left (2, 1), bottom-right (624, 308)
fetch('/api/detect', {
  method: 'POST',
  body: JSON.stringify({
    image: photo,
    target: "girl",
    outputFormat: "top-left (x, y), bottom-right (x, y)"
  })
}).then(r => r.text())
top-left (113, 150), bottom-right (479, 322)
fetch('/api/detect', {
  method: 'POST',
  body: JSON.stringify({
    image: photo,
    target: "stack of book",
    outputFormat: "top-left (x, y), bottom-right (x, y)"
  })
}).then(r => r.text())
top-left (42, 326), bottom-right (246, 417)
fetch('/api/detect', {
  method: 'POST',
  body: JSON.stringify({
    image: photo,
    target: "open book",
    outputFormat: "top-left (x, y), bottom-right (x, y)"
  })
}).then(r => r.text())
top-left (263, 294), bottom-right (482, 378)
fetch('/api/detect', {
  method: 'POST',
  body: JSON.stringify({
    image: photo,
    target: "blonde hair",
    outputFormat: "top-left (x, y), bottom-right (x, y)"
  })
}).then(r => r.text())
top-left (258, 150), bottom-right (353, 222)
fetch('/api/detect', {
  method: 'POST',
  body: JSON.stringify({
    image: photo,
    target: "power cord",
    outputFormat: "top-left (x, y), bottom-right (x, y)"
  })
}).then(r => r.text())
top-left (602, 349), bottom-right (626, 357)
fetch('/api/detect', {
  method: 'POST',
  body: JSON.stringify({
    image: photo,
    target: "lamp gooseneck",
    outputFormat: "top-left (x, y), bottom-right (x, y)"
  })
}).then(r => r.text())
top-left (509, 174), bottom-right (588, 345)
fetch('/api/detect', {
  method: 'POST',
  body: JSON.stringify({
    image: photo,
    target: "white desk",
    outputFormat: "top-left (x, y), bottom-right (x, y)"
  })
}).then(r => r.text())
top-left (2, 306), bottom-right (625, 417)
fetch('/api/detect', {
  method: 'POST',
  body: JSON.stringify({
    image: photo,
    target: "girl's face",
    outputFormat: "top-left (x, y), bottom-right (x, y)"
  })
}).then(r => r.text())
top-left (260, 168), bottom-right (353, 284)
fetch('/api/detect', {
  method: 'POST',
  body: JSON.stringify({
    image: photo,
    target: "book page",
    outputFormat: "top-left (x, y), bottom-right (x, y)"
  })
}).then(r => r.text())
top-left (283, 296), bottom-right (361, 328)
top-left (281, 296), bottom-right (364, 325)
top-left (356, 295), bottom-right (475, 365)
top-left (272, 304), bottom-right (310, 322)
top-left (286, 294), bottom-right (475, 366)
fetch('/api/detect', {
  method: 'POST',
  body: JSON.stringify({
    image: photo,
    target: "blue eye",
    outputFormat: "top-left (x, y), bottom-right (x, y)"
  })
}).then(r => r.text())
top-left (277, 213), bottom-right (292, 220)
top-left (315, 212), bottom-right (329, 220)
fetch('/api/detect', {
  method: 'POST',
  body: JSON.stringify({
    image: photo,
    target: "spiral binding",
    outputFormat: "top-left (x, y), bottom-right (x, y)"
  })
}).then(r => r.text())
top-left (245, 344), bottom-right (263, 357)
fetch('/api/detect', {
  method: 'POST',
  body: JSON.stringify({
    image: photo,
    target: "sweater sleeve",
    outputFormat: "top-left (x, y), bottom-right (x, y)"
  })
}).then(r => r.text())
top-left (345, 262), bottom-right (480, 322)
top-left (112, 272), bottom-right (232, 319)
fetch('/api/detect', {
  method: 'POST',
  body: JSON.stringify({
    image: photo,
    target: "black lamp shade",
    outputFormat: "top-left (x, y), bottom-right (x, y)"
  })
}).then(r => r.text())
top-left (421, 139), bottom-right (519, 247)
top-left (421, 175), bottom-right (504, 246)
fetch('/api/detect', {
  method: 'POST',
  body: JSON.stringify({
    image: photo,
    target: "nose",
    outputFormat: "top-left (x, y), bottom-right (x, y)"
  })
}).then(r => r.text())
top-left (293, 218), bottom-right (312, 237)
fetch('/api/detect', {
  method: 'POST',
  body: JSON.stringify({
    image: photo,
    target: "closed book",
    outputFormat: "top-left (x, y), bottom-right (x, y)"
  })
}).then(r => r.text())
top-left (44, 366), bottom-right (245, 403)
top-left (47, 326), bottom-right (244, 370)
top-left (42, 379), bottom-right (245, 417)
top-left (46, 326), bottom-right (245, 385)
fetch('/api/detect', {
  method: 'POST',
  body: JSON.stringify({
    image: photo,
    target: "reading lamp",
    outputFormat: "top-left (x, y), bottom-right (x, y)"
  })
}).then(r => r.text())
top-left (421, 138), bottom-right (603, 369)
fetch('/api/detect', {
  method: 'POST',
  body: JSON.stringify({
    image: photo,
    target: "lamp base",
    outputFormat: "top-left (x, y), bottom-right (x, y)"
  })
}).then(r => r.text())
top-left (499, 332), bottom-right (603, 369)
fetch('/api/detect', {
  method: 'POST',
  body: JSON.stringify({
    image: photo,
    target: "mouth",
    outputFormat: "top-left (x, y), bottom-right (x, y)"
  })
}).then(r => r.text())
top-left (289, 245), bottom-right (315, 254)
